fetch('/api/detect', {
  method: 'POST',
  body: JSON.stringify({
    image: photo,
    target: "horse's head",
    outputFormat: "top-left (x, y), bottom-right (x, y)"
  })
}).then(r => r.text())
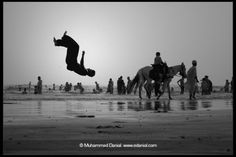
top-left (180, 62), bottom-right (187, 78)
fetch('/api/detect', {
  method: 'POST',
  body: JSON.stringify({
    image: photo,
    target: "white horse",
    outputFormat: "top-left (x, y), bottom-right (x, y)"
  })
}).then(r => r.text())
top-left (127, 63), bottom-right (187, 99)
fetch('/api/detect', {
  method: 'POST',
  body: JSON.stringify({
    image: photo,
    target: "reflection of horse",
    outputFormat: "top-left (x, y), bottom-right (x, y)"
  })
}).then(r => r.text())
top-left (127, 63), bottom-right (187, 99)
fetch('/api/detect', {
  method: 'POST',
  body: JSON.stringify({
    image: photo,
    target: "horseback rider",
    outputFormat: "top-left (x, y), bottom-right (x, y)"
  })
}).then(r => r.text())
top-left (149, 52), bottom-right (169, 97)
top-left (152, 52), bottom-right (169, 82)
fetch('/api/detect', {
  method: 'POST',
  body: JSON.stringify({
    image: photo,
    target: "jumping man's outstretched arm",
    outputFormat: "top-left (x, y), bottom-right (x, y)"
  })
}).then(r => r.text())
top-left (80, 51), bottom-right (85, 67)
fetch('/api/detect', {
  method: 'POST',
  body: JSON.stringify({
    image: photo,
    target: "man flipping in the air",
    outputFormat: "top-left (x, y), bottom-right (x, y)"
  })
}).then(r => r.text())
top-left (53, 31), bottom-right (95, 77)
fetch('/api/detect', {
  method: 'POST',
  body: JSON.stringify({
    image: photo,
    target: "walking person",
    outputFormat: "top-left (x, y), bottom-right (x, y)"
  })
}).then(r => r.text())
top-left (186, 60), bottom-right (199, 100)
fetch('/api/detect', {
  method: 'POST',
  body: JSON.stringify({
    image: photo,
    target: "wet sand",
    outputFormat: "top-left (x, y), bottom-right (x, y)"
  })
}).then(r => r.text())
top-left (3, 92), bottom-right (233, 155)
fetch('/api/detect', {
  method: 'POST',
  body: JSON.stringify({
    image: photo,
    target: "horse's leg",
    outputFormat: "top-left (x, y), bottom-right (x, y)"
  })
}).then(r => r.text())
top-left (144, 83), bottom-right (150, 99)
top-left (159, 81), bottom-right (166, 98)
top-left (167, 81), bottom-right (172, 100)
top-left (138, 81), bottom-right (144, 99)
top-left (138, 85), bottom-right (143, 99)
top-left (144, 80), bottom-right (152, 99)
top-left (134, 83), bottom-right (138, 95)
top-left (154, 81), bottom-right (160, 97)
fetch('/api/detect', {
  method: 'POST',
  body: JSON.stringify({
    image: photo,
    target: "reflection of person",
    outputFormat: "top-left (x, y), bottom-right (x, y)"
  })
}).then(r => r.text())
top-left (186, 60), bottom-right (199, 100)
top-left (54, 31), bottom-right (95, 77)
top-left (126, 77), bottom-right (131, 94)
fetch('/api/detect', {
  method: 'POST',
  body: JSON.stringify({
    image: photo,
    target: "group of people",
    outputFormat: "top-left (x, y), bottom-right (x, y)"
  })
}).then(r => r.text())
top-left (116, 76), bottom-right (132, 95)
top-left (151, 52), bottom-right (200, 100)
top-left (51, 32), bottom-right (233, 100)
top-left (223, 78), bottom-right (233, 93)
top-left (74, 82), bottom-right (84, 94)
top-left (21, 76), bottom-right (42, 94)
top-left (201, 75), bottom-right (213, 95)
top-left (93, 81), bottom-right (103, 93)
top-left (33, 76), bottom-right (43, 94)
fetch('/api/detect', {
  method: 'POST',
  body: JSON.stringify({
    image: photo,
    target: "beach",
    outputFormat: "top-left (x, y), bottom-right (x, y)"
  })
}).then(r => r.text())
top-left (3, 90), bottom-right (233, 155)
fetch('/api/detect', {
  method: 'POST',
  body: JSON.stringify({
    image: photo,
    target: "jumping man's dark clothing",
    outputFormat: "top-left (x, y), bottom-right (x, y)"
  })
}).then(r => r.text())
top-left (53, 31), bottom-right (95, 77)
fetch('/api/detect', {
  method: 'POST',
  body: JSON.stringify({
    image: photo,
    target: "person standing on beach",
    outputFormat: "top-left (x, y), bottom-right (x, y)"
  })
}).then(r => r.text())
top-left (201, 77), bottom-right (208, 95)
top-left (106, 78), bottom-right (114, 94)
top-left (126, 77), bottom-right (131, 95)
top-left (53, 84), bottom-right (56, 90)
top-left (37, 76), bottom-right (42, 94)
top-left (95, 81), bottom-right (102, 93)
top-left (186, 60), bottom-right (199, 100)
top-left (224, 80), bottom-right (230, 93)
top-left (53, 31), bottom-right (95, 77)
top-left (204, 75), bottom-right (212, 94)
top-left (177, 77), bottom-right (185, 94)
top-left (28, 81), bottom-right (31, 93)
top-left (230, 77), bottom-right (233, 93)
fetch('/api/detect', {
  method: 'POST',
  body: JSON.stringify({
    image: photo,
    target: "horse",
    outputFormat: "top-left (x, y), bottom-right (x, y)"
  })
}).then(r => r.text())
top-left (127, 62), bottom-right (187, 99)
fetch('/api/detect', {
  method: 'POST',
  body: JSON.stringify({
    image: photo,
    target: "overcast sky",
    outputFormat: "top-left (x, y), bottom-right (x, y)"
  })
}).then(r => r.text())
top-left (3, 2), bottom-right (233, 86)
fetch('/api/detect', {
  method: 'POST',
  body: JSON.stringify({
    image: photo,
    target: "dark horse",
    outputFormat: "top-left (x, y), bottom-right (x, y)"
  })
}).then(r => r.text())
top-left (127, 63), bottom-right (187, 99)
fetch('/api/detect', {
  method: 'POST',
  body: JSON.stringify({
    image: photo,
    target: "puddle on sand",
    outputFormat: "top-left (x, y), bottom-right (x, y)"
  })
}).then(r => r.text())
top-left (3, 99), bottom-right (232, 121)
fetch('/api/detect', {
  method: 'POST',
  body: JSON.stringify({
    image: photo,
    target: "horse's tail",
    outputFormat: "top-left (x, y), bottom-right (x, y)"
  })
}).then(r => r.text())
top-left (127, 73), bottom-right (139, 94)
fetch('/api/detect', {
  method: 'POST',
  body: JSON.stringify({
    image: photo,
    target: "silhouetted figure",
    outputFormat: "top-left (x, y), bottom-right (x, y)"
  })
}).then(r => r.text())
top-left (204, 75), bottom-right (212, 94)
top-left (106, 78), bottom-right (114, 94)
top-left (59, 84), bottom-right (63, 91)
top-left (76, 82), bottom-right (84, 94)
top-left (201, 77), bottom-right (208, 95)
top-left (150, 52), bottom-right (169, 82)
top-left (230, 77), bottom-right (233, 93)
top-left (54, 31), bottom-right (95, 77)
top-left (29, 81), bottom-right (31, 93)
top-left (117, 76), bottom-right (125, 94)
top-left (69, 83), bottom-right (72, 91)
top-left (186, 60), bottom-right (199, 100)
top-left (64, 82), bottom-right (70, 92)
top-left (224, 80), bottom-right (230, 93)
top-left (22, 88), bottom-right (27, 94)
top-left (126, 77), bottom-right (131, 95)
top-left (53, 84), bottom-right (56, 90)
top-left (177, 77), bottom-right (185, 94)
top-left (95, 81), bottom-right (102, 93)
top-left (37, 76), bottom-right (42, 94)
top-left (34, 86), bottom-right (38, 94)
top-left (150, 52), bottom-right (169, 97)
